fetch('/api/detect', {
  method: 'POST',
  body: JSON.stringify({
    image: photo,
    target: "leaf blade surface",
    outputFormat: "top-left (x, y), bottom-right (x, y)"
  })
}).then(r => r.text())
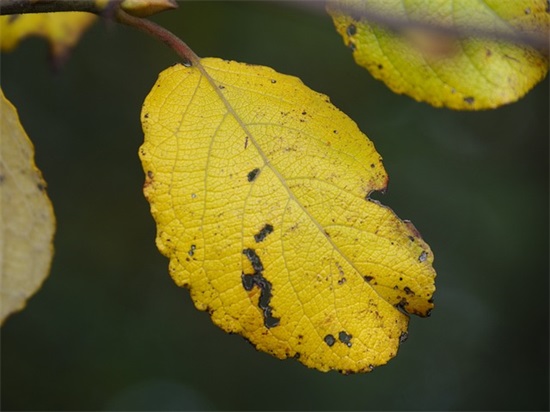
top-left (140, 58), bottom-right (436, 372)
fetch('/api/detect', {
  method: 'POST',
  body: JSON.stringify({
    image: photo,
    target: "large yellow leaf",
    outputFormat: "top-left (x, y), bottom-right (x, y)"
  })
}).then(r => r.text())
top-left (139, 58), bottom-right (436, 373)
top-left (1, 89), bottom-right (55, 324)
top-left (327, 0), bottom-right (549, 110)
top-left (0, 12), bottom-right (96, 63)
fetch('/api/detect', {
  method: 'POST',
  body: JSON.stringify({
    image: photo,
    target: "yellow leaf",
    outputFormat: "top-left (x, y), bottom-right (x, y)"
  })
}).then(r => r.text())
top-left (0, 12), bottom-right (96, 62)
top-left (120, 0), bottom-right (178, 17)
top-left (327, 0), bottom-right (549, 110)
top-left (139, 58), bottom-right (436, 373)
top-left (0, 88), bottom-right (56, 325)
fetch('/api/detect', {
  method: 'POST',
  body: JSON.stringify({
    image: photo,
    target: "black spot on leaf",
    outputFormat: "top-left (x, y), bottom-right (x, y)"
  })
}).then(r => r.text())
top-left (247, 168), bottom-right (260, 182)
top-left (346, 24), bottom-right (357, 36)
top-left (338, 331), bottom-right (352, 347)
top-left (254, 224), bottom-right (274, 242)
top-left (242, 248), bottom-right (280, 328)
top-left (243, 248), bottom-right (263, 273)
top-left (324, 334), bottom-right (336, 347)
top-left (463, 96), bottom-right (475, 104)
top-left (188, 244), bottom-right (196, 257)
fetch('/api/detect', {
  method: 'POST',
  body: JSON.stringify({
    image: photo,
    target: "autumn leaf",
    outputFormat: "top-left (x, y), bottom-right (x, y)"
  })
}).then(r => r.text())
top-left (120, 0), bottom-right (178, 17)
top-left (139, 58), bottom-right (436, 373)
top-left (0, 12), bottom-right (97, 65)
top-left (327, 0), bottom-right (549, 110)
top-left (0, 89), bottom-right (56, 325)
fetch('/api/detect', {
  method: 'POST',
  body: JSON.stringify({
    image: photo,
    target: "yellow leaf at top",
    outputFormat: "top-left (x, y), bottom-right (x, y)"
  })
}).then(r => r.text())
top-left (120, 0), bottom-right (178, 17)
top-left (327, 0), bottom-right (549, 110)
top-left (139, 58), bottom-right (436, 373)
top-left (1, 89), bottom-right (56, 324)
top-left (0, 12), bottom-right (96, 62)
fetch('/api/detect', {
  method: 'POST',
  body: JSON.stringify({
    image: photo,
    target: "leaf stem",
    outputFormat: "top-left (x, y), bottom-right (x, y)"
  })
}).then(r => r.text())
top-left (115, 9), bottom-right (200, 65)
top-left (0, 0), bottom-right (101, 14)
top-left (0, 0), bottom-right (200, 64)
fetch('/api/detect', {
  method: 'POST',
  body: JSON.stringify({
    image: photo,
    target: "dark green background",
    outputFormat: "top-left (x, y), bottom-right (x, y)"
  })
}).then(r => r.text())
top-left (2, 2), bottom-right (548, 410)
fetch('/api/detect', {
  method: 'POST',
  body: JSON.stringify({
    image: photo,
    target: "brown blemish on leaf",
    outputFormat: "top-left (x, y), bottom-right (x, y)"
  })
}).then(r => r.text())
top-left (404, 286), bottom-right (415, 295)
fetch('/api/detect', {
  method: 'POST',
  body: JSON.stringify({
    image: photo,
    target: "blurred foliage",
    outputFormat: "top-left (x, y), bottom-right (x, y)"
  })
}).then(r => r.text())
top-left (1, 2), bottom-right (548, 410)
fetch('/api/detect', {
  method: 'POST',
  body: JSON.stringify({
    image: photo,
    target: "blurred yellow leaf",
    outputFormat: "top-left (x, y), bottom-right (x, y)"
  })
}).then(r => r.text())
top-left (140, 58), bottom-right (436, 373)
top-left (327, 0), bottom-right (549, 109)
top-left (120, 0), bottom-right (178, 17)
top-left (0, 12), bottom-right (96, 63)
top-left (1, 89), bottom-right (55, 324)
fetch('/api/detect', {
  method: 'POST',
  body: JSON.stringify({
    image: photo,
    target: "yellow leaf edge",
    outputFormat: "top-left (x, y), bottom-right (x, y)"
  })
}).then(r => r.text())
top-left (1, 88), bottom-right (56, 325)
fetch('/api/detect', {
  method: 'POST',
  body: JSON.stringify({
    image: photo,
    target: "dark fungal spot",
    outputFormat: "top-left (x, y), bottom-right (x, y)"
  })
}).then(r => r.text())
top-left (377, 64), bottom-right (384, 70)
top-left (346, 24), bottom-right (357, 37)
top-left (395, 299), bottom-right (409, 315)
top-left (363, 275), bottom-right (374, 282)
top-left (243, 248), bottom-right (263, 273)
top-left (463, 96), bottom-right (475, 105)
top-left (271, 79), bottom-right (277, 84)
top-left (144, 113), bottom-right (149, 119)
top-left (338, 277), bottom-right (347, 285)
top-left (147, 170), bottom-right (153, 179)
top-left (400, 331), bottom-right (409, 343)
top-left (37, 183), bottom-right (46, 192)
top-left (419, 251), bottom-right (428, 262)
top-left (302, 111), bottom-right (307, 115)
top-left (404, 286), bottom-right (415, 295)
top-left (188, 244), bottom-right (196, 257)
top-left (218, 84), bottom-right (225, 89)
top-left (241, 248), bottom-right (280, 328)
top-left (254, 224), bottom-right (274, 243)
top-left (324, 334), bottom-right (336, 347)
top-left (247, 168), bottom-right (260, 182)
top-left (338, 331), bottom-right (352, 347)
top-left (370, 163), bottom-right (375, 168)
